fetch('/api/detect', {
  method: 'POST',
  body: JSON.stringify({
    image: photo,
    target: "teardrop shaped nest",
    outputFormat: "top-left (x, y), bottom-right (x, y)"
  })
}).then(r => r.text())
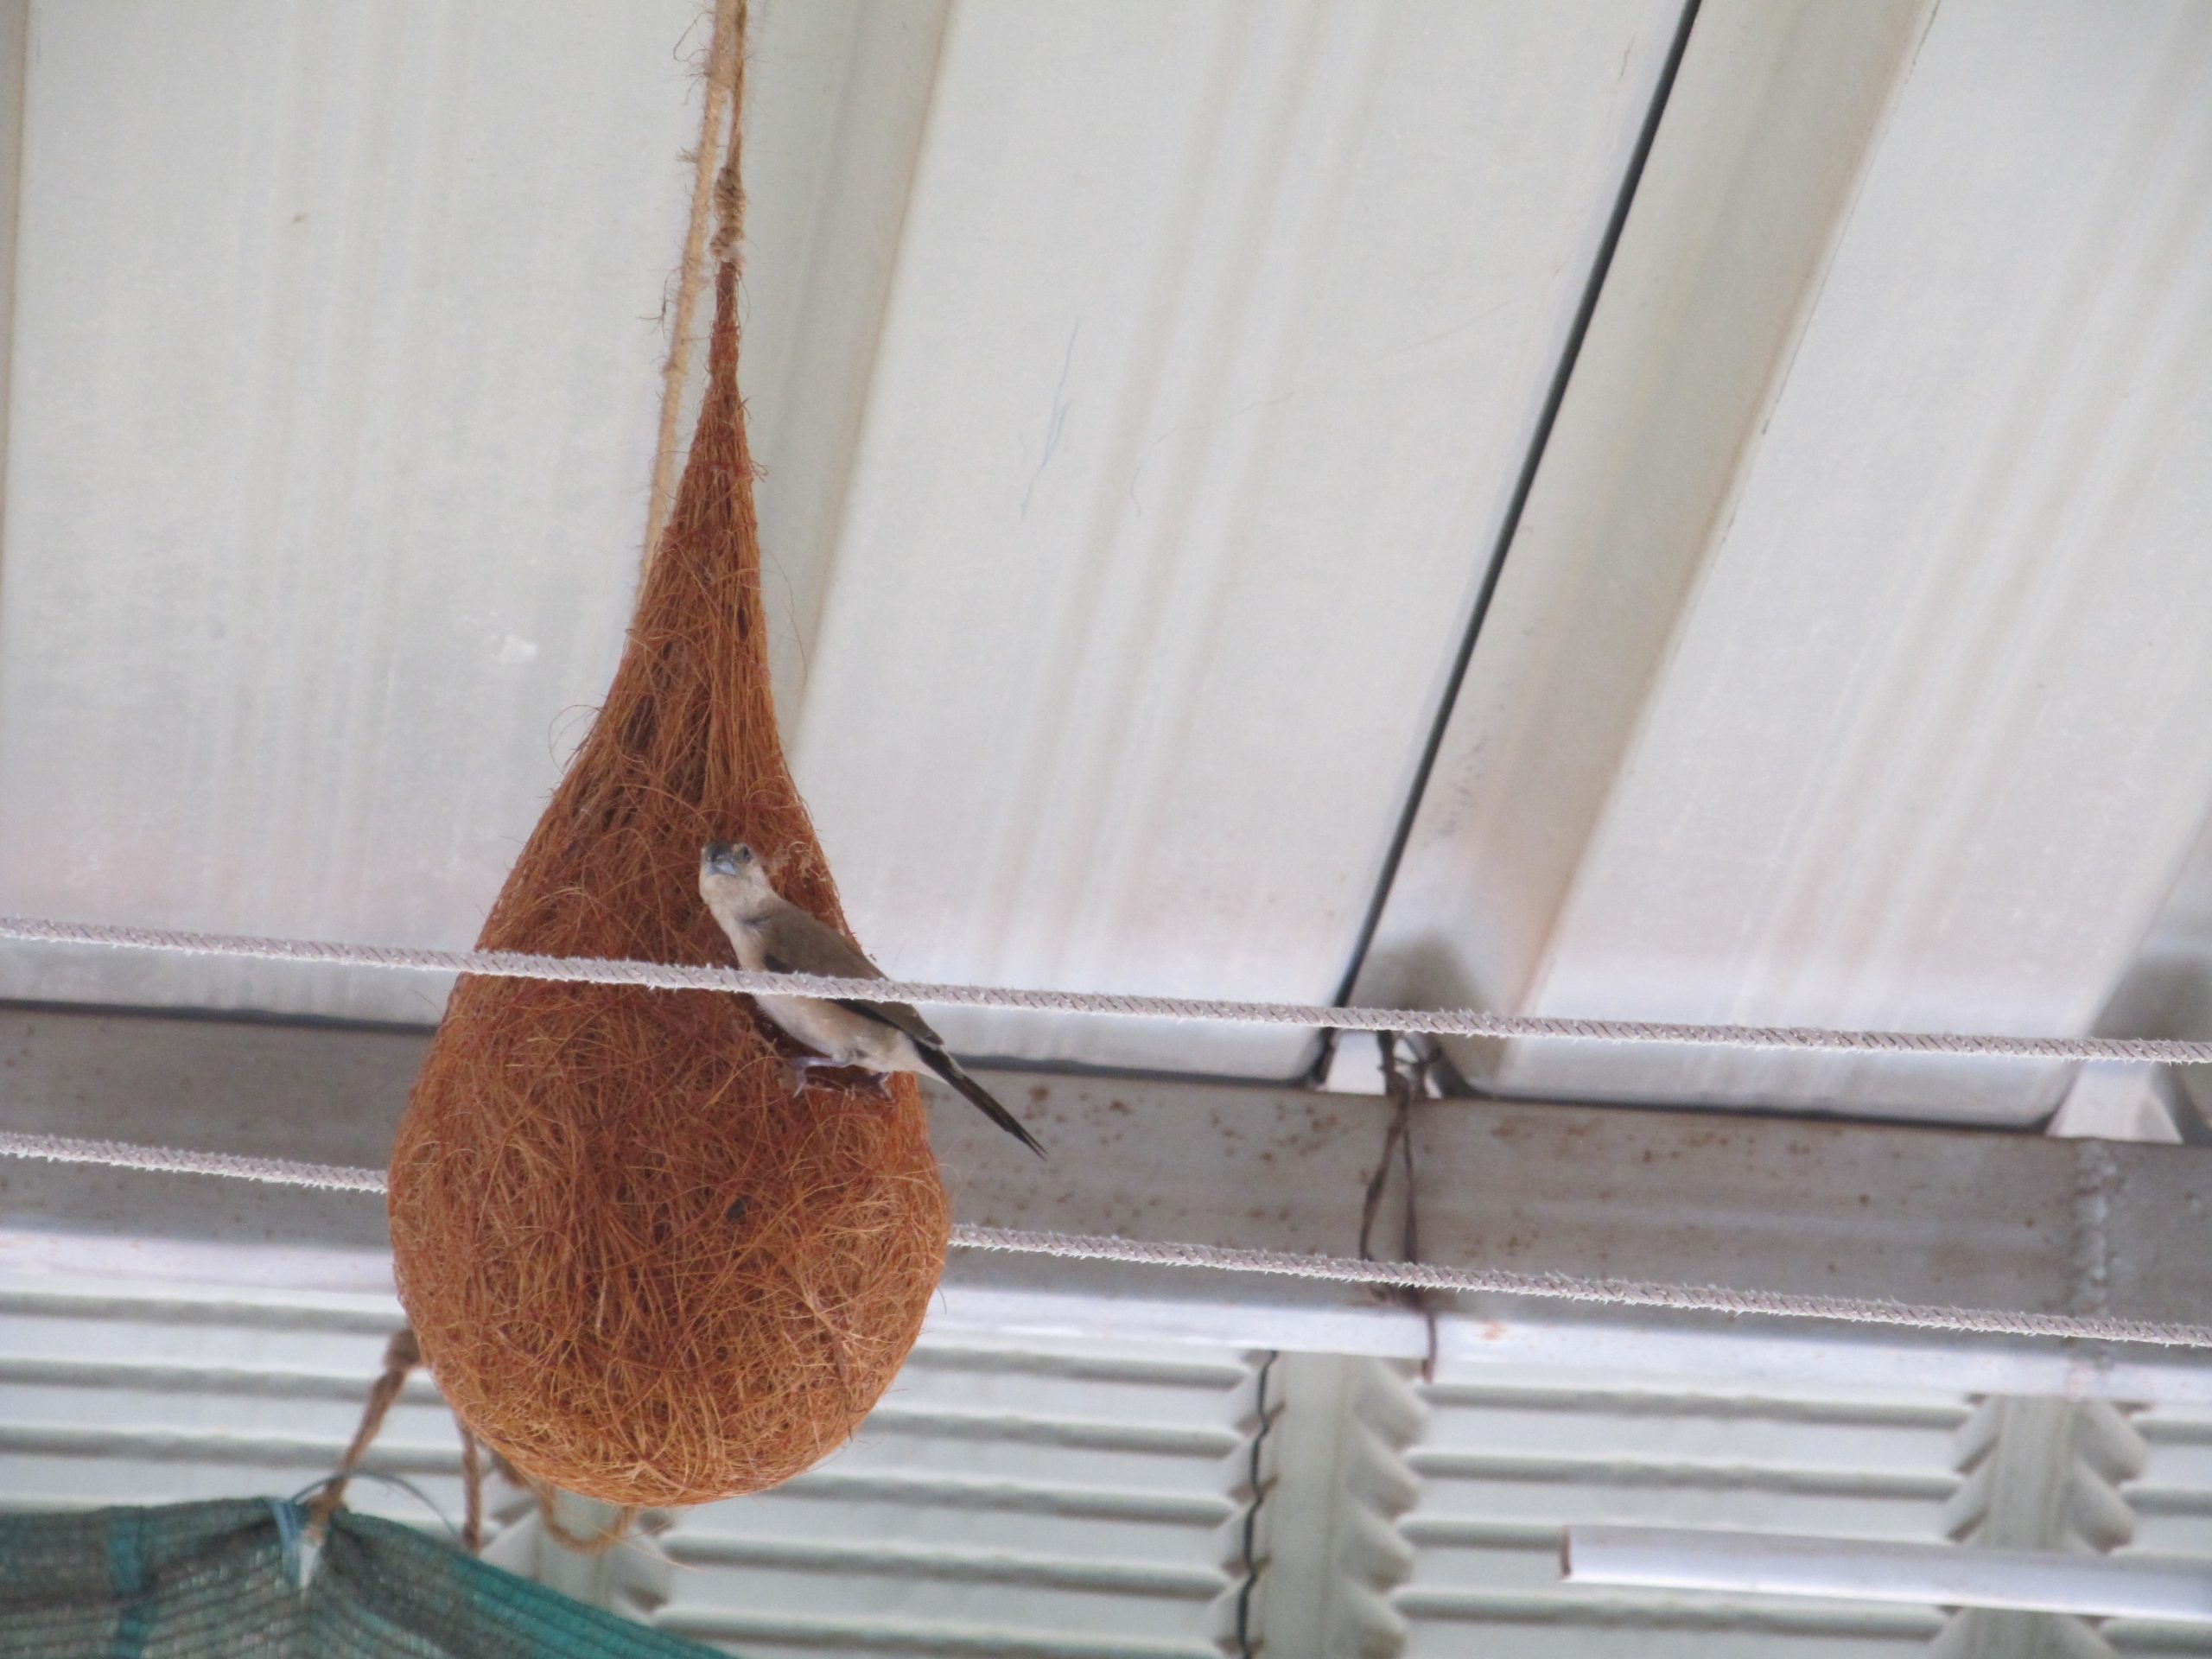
top-left (388, 264), bottom-right (950, 1507)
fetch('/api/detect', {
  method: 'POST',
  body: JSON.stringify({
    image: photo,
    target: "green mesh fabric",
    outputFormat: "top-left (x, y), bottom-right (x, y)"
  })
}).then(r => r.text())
top-left (0, 1500), bottom-right (722, 1658)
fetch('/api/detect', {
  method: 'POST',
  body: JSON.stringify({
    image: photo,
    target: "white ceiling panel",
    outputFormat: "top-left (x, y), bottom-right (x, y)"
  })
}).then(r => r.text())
top-left (0, 0), bottom-right (1684, 1085)
top-left (0, 0), bottom-right (696, 1022)
top-left (770, 0), bottom-right (1685, 1075)
top-left (1360, 0), bottom-right (2212, 1122)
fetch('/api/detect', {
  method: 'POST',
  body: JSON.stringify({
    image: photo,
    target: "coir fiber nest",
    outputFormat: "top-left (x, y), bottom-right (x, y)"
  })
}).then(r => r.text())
top-left (388, 259), bottom-right (950, 1508)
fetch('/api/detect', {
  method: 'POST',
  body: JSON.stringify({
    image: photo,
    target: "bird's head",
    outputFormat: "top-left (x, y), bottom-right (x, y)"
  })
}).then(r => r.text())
top-left (700, 841), bottom-right (773, 912)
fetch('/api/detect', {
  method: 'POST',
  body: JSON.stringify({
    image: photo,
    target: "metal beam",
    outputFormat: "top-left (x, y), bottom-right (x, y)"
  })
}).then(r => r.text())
top-left (3, 1004), bottom-right (2211, 1402)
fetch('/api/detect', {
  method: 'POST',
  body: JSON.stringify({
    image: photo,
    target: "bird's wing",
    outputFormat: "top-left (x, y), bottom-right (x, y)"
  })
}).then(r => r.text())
top-left (757, 903), bottom-right (884, 979)
top-left (757, 903), bottom-right (949, 1050)
top-left (757, 899), bottom-right (1041, 1154)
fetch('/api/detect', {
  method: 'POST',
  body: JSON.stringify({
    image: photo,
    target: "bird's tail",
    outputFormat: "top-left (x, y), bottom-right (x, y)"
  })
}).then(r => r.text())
top-left (914, 1046), bottom-right (1046, 1158)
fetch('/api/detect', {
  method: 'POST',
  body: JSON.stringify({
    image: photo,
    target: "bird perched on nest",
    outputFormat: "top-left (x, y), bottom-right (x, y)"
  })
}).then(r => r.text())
top-left (700, 842), bottom-right (1045, 1156)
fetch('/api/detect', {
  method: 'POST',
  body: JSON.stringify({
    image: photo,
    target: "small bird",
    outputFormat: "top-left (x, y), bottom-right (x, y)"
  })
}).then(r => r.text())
top-left (699, 842), bottom-right (1045, 1157)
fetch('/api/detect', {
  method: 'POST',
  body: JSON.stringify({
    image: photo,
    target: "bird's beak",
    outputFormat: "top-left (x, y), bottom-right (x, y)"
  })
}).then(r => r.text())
top-left (702, 842), bottom-right (740, 877)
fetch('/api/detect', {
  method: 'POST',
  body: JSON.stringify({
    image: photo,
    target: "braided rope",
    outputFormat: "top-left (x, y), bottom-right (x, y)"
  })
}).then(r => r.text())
top-left (5, 1128), bottom-right (2207, 1349)
top-left (3, 913), bottom-right (2207, 1064)
top-left (955, 1226), bottom-right (2212, 1349)
top-left (0, 1128), bottom-right (386, 1192)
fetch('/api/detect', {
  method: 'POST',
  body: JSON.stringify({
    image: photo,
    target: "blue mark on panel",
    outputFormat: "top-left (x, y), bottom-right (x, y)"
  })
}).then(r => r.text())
top-left (1022, 321), bottom-right (1080, 519)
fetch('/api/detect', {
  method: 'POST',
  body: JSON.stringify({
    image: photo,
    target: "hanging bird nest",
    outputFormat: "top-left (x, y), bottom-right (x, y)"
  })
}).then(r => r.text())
top-left (386, 14), bottom-right (949, 1508)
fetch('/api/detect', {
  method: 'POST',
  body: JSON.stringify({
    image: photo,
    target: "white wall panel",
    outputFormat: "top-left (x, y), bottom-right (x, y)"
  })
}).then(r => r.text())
top-left (653, 1339), bottom-right (1257, 1659)
top-left (1393, 1373), bottom-right (1965, 1658)
top-left (0, 1276), bottom-right (1262, 1659)
top-left (2117, 1408), bottom-right (2212, 1659)
top-left (0, 1286), bottom-right (473, 1523)
top-left (10, 1253), bottom-right (2212, 1656)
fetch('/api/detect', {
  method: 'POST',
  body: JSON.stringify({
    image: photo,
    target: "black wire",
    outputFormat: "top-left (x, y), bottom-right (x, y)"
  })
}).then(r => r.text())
top-left (1319, 0), bottom-right (1708, 1064)
top-left (1232, 1351), bottom-right (1281, 1658)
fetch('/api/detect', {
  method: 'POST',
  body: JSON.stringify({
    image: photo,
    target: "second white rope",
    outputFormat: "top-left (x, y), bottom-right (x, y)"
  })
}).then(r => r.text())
top-left (5, 1128), bottom-right (2207, 1351)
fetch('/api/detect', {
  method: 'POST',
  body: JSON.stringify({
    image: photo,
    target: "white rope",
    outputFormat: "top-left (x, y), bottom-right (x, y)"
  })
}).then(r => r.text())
top-left (5, 1128), bottom-right (2209, 1350)
top-left (957, 1228), bottom-right (2212, 1350)
top-left (0, 1129), bottom-right (385, 1193)
top-left (3, 913), bottom-right (2208, 1065)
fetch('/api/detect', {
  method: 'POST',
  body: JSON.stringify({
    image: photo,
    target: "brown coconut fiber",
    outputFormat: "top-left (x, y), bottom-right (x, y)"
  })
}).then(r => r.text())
top-left (387, 254), bottom-right (950, 1508)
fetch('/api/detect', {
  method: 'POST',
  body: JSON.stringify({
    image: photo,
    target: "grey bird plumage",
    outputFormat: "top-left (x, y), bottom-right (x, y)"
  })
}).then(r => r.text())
top-left (699, 842), bottom-right (1045, 1157)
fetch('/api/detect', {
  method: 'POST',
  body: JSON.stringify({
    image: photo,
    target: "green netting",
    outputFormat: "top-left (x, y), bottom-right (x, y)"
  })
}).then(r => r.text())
top-left (0, 1500), bottom-right (724, 1658)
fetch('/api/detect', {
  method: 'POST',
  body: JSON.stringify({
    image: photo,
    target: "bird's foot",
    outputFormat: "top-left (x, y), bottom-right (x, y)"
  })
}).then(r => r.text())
top-left (783, 1056), bottom-right (893, 1101)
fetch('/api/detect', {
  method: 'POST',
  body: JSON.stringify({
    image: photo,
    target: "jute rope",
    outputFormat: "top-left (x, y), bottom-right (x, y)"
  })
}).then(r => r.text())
top-left (520, 1471), bottom-right (636, 1556)
top-left (3, 912), bottom-right (2209, 1065)
top-left (458, 1423), bottom-right (484, 1556)
top-left (304, 1328), bottom-right (421, 1535)
top-left (299, 1325), bottom-right (488, 1554)
top-left (642, 0), bottom-right (747, 575)
top-left (7, 1128), bottom-right (2209, 1351)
